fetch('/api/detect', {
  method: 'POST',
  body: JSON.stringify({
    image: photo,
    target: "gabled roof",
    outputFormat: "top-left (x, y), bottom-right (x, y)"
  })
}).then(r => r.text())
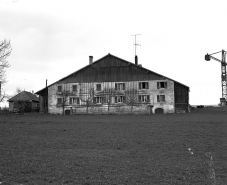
top-left (36, 53), bottom-right (189, 94)
top-left (8, 91), bottom-right (39, 102)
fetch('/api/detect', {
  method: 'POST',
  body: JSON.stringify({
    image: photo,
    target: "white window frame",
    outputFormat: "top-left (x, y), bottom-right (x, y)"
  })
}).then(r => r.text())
top-left (96, 97), bottom-right (103, 104)
top-left (115, 95), bottom-right (125, 103)
top-left (69, 97), bottom-right (80, 105)
top-left (139, 95), bottom-right (150, 102)
top-left (139, 82), bottom-right (149, 89)
top-left (157, 82), bottom-right (167, 89)
top-left (115, 83), bottom-right (125, 90)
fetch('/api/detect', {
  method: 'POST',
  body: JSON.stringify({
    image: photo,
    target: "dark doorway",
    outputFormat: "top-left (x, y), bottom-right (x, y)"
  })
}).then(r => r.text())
top-left (65, 109), bottom-right (71, 115)
top-left (155, 108), bottom-right (164, 114)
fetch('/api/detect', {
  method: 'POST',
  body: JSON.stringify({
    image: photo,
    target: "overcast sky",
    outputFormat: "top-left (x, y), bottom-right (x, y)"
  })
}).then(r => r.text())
top-left (1, 0), bottom-right (227, 106)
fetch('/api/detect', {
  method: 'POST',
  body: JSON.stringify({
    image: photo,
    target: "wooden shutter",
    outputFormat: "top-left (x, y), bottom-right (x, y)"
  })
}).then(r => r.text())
top-left (139, 82), bottom-right (142, 89)
top-left (157, 82), bottom-right (160, 89)
top-left (93, 97), bottom-right (96, 104)
top-left (69, 98), bottom-right (72, 105)
top-left (123, 96), bottom-right (126, 103)
top-left (147, 95), bottom-right (150, 102)
top-left (163, 95), bottom-right (165, 102)
top-left (157, 95), bottom-right (160, 102)
top-left (164, 82), bottom-right (167, 89)
top-left (77, 98), bottom-right (80, 104)
top-left (139, 95), bottom-right (141, 102)
top-left (146, 82), bottom-right (149, 89)
top-left (123, 83), bottom-right (125, 90)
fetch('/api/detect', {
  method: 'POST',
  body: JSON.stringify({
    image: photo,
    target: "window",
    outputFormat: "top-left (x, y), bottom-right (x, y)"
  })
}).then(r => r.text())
top-left (69, 97), bottom-right (80, 105)
top-left (139, 95), bottom-right (150, 102)
top-left (115, 83), bottom-right (125, 90)
top-left (57, 85), bottom-right (62, 92)
top-left (72, 85), bottom-right (77, 92)
top-left (115, 96), bottom-right (126, 103)
top-left (157, 95), bottom-right (165, 102)
top-left (96, 84), bottom-right (101, 91)
top-left (157, 82), bottom-right (167, 89)
top-left (57, 98), bottom-right (62, 104)
top-left (93, 96), bottom-right (103, 104)
top-left (139, 82), bottom-right (149, 89)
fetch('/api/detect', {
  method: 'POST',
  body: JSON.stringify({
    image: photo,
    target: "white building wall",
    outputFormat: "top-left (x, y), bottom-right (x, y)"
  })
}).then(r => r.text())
top-left (48, 79), bottom-right (175, 115)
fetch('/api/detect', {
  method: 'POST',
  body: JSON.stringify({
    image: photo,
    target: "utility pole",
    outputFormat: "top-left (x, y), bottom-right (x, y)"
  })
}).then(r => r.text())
top-left (205, 50), bottom-right (227, 105)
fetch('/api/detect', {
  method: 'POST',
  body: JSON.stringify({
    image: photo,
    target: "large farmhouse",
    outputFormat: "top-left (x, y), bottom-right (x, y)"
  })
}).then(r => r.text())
top-left (36, 54), bottom-right (189, 114)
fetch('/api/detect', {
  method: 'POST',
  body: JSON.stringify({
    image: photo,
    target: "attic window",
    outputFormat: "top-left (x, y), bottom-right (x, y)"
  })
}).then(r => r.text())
top-left (157, 82), bottom-right (167, 89)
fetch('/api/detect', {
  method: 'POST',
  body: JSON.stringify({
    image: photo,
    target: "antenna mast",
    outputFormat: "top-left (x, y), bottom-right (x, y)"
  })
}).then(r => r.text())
top-left (131, 34), bottom-right (141, 56)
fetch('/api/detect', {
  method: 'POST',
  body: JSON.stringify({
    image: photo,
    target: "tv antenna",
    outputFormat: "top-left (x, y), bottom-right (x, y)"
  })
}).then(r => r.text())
top-left (131, 34), bottom-right (141, 56)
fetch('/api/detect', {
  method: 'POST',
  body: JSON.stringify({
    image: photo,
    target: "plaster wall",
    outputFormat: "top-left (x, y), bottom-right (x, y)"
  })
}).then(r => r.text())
top-left (48, 80), bottom-right (175, 114)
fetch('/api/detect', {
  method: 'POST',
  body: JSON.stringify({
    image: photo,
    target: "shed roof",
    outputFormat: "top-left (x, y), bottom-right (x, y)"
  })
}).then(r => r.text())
top-left (8, 91), bottom-right (39, 102)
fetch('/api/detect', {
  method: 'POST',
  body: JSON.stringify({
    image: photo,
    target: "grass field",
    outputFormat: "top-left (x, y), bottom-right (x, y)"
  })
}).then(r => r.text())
top-left (0, 107), bottom-right (227, 185)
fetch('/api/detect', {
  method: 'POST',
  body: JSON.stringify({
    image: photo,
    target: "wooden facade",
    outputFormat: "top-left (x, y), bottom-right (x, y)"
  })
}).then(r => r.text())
top-left (36, 54), bottom-right (190, 114)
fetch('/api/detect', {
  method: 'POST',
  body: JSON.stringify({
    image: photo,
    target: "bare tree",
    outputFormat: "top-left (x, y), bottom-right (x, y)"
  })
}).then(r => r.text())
top-left (0, 39), bottom-right (12, 103)
top-left (125, 88), bottom-right (139, 113)
top-left (0, 91), bottom-right (9, 103)
top-left (59, 90), bottom-right (70, 115)
top-left (0, 39), bottom-right (11, 83)
top-left (102, 87), bottom-right (116, 111)
top-left (79, 85), bottom-right (94, 113)
top-left (54, 84), bottom-right (71, 115)
top-left (15, 87), bottom-right (23, 94)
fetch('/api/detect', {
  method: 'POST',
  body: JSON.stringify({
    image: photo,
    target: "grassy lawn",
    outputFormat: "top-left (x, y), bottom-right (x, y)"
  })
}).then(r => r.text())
top-left (0, 107), bottom-right (227, 184)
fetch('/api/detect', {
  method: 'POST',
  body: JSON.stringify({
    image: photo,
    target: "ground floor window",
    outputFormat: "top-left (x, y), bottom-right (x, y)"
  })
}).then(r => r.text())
top-left (93, 96), bottom-right (103, 104)
top-left (157, 95), bottom-right (165, 102)
top-left (69, 97), bottom-right (80, 105)
top-left (139, 95), bottom-right (150, 102)
top-left (115, 96), bottom-right (126, 103)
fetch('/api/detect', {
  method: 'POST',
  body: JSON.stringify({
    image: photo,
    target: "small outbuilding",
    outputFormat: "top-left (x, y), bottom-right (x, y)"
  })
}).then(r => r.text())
top-left (8, 91), bottom-right (39, 112)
